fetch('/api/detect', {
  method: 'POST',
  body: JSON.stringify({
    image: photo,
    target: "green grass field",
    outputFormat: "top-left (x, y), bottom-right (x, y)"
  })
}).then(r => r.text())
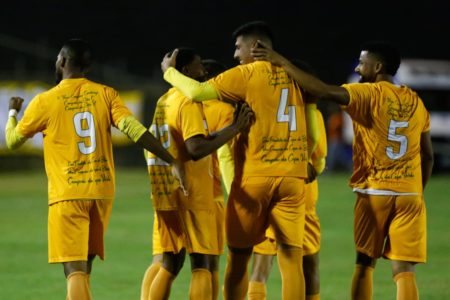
top-left (1, 167), bottom-right (449, 299)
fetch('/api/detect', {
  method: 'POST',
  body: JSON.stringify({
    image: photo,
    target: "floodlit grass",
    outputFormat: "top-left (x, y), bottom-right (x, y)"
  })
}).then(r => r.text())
top-left (0, 168), bottom-right (449, 299)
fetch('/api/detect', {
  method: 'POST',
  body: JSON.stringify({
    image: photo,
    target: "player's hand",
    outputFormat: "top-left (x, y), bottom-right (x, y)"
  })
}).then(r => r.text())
top-left (233, 102), bottom-right (254, 132)
top-left (171, 158), bottom-right (189, 196)
top-left (305, 162), bottom-right (318, 184)
top-left (251, 40), bottom-right (288, 67)
top-left (161, 49), bottom-right (178, 73)
top-left (9, 97), bottom-right (24, 112)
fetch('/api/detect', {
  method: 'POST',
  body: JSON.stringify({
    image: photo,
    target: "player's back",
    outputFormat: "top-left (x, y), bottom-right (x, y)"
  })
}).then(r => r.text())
top-left (343, 81), bottom-right (430, 193)
top-left (147, 88), bottom-right (214, 210)
top-left (210, 61), bottom-right (308, 178)
top-left (18, 78), bottom-right (131, 203)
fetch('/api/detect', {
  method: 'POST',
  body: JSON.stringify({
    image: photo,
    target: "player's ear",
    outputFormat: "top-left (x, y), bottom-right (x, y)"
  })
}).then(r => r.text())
top-left (375, 61), bottom-right (383, 74)
top-left (60, 57), bottom-right (67, 68)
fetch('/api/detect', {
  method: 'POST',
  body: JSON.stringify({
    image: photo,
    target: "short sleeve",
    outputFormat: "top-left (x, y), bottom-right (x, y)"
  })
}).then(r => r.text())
top-left (17, 94), bottom-right (48, 138)
top-left (179, 101), bottom-right (207, 141)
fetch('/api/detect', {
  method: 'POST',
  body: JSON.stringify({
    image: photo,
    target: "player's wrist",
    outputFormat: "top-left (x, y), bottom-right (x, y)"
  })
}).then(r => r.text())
top-left (8, 109), bottom-right (18, 118)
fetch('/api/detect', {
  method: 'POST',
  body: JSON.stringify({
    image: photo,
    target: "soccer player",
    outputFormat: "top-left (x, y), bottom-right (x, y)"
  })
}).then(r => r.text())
top-left (161, 21), bottom-right (313, 300)
top-left (248, 60), bottom-right (327, 300)
top-left (4, 39), bottom-right (186, 300)
top-left (248, 105), bottom-right (327, 300)
top-left (143, 47), bottom-right (252, 300)
top-left (252, 41), bottom-right (434, 300)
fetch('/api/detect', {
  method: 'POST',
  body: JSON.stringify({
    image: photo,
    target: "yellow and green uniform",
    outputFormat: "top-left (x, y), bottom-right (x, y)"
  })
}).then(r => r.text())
top-left (5, 78), bottom-right (146, 262)
top-left (342, 81), bottom-right (429, 262)
top-left (146, 87), bottom-right (220, 254)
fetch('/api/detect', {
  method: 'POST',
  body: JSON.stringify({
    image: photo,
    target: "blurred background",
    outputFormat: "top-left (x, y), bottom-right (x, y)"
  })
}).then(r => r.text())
top-left (1, 0), bottom-right (450, 172)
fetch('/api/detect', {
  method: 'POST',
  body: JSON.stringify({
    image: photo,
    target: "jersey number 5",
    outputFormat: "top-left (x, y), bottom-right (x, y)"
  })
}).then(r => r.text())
top-left (277, 88), bottom-right (297, 131)
top-left (386, 119), bottom-right (408, 160)
top-left (73, 112), bottom-right (97, 155)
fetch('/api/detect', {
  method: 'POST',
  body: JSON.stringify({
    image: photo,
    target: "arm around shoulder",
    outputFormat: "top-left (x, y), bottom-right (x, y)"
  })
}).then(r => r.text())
top-left (163, 67), bottom-right (219, 101)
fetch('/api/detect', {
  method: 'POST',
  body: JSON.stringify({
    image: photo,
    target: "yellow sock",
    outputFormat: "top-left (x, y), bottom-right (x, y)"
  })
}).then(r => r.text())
top-left (67, 271), bottom-right (92, 300)
top-left (277, 247), bottom-right (305, 300)
top-left (140, 262), bottom-right (162, 300)
top-left (394, 272), bottom-right (418, 300)
top-left (211, 270), bottom-right (219, 300)
top-left (351, 265), bottom-right (373, 300)
top-left (189, 268), bottom-right (212, 300)
top-left (149, 267), bottom-right (175, 300)
top-left (306, 294), bottom-right (320, 300)
top-left (223, 251), bottom-right (251, 300)
top-left (248, 281), bottom-right (267, 300)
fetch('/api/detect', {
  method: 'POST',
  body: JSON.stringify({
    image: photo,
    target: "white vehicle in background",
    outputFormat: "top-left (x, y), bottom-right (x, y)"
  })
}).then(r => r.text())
top-left (344, 59), bottom-right (450, 172)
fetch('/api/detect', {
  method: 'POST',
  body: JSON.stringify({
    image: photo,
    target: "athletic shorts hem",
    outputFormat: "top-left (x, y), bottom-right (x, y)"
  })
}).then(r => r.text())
top-left (48, 256), bottom-right (91, 264)
top-left (303, 248), bottom-right (320, 256)
top-left (383, 254), bottom-right (426, 264)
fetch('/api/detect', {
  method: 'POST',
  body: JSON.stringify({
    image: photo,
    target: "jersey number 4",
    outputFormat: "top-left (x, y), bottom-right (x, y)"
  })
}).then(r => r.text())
top-left (386, 119), bottom-right (408, 160)
top-left (73, 112), bottom-right (96, 155)
top-left (277, 88), bottom-right (297, 131)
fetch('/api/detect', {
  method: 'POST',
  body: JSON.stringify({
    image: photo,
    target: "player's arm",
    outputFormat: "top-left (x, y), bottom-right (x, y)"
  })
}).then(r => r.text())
top-left (420, 130), bottom-right (434, 189)
top-left (117, 115), bottom-right (188, 194)
top-left (251, 41), bottom-right (350, 105)
top-left (305, 102), bottom-right (319, 158)
top-left (217, 143), bottom-right (234, 194)
top-left (5, 97), bottom-right (28, 150)
top-left (185, 102), bottom-right (253, 161)
top-left (161, 49), bottom-right (219, 102)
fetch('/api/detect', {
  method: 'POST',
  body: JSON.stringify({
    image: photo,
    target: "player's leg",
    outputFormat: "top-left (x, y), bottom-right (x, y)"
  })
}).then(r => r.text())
top-left (248, 235), bottom-right (276, 300)
top-left (183, 207), bottom-right (222, 300)
top-left (385, 194), bottom-right (426, 300)
top-left (209, 255), bottom-right (220, 300)
top-left (391, 261), bottom-right (418, 300)
top-left (272, 177), bottom-right (306, 300)
top-left (141, 213), bottom-right (163, 300)
top-left (303, 253), bottom-right (320, 300)
top-left (149, 210), bottom-right (186, 300)
top-left (303, 180), bottom-right (321, 300)
top-left (352, 193), bottom-right (397, 300)
top-left (224, 246), bottom-right (253, 300)
top-left (49, 200), bottom-right (109, 300)
top-left (224, 177), bottom-right (273, 300)
top-left (140, 254), bottom-right (163, 300)
top-left (351, 252), bottom-right (376, 300)
top-left (211, 200), bottom-right (225, 300)
top-left (189, 253), bottom-right (213, 300)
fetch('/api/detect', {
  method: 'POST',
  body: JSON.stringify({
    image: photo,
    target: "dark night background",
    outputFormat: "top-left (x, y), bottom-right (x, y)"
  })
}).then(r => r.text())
top-left (1, 0), bottom-right (450, 87)
top-left (1, 0), bottom-right (450, 170)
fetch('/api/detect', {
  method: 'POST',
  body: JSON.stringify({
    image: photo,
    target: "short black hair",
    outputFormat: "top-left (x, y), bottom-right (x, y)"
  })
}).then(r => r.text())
top-left (232, 20), bottom-right (274, 43)
top-left (202, 59), bottom-right (227, 78)
top-left (361, 41), bottom-right (401, 76)
top-left (62, 39), bottom-right (92, 71)
top-left (168, 47), bottom-right (198, 72)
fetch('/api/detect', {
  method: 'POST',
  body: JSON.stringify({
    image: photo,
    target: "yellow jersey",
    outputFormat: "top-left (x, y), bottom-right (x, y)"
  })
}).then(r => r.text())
top-left (201, 100), bottom-right (235, 201)
top-left (342, 81), bottom-right (430, 193)
top-left (146, 88), bottom-right (214, 210)
top-left (16, 78), bottom-right (132, 204)
top-left (210, 61), bottom-right (308, 178)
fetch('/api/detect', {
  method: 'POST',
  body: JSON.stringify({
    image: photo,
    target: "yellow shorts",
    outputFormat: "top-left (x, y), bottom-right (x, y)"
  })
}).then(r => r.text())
top-left (152, 212), bottom-right (163, 255)
top-left (152, 201), bottom-right (225, 255)
top-left (253, 180), bottom-right (320, 255)
top-left (354, 193), bottom-right (427, 263)
top-left (303, 180), bottom-right (320, 255)
top-left (227, 176), bottom-right (305, 248)
top-left (48, 199), bottom-right (113, 263)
